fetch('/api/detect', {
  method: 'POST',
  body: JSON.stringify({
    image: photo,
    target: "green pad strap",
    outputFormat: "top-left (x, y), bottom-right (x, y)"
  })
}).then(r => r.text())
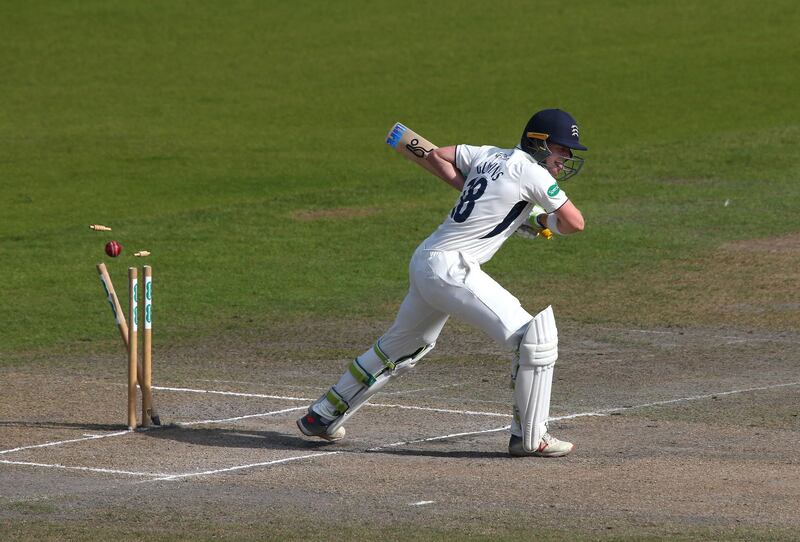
top-left (348, 358), bottom-right (377, 387)
top-left (373, 342), bottom-right (395, 370)
top-left (326, 388), bottom-right (349, 417)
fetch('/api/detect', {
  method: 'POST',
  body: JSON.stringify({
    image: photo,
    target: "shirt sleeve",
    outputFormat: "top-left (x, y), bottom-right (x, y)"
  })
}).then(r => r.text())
top-left (519, 162), bottom-right (569, 213)
top-left (454, 144), bottom-right (483, 177)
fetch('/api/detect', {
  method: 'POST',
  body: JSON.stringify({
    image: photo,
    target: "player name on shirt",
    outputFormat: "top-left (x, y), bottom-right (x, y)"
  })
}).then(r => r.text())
top-left (474, 152), bottom-right (510, 181)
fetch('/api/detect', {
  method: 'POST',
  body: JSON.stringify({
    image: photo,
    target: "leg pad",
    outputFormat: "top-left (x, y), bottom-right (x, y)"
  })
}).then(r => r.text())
top-left (512, 305), bottom-right (558, 452)
top-left (320, 342), bottom-right (434, 435)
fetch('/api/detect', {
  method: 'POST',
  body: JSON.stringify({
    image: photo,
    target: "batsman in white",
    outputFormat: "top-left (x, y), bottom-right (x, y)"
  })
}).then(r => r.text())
top-left (298, 109), bottom-right (587, 457)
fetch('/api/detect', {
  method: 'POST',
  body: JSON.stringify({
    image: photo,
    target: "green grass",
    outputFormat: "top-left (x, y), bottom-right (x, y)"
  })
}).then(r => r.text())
top-left (1, 0), bottom-right (798, 357)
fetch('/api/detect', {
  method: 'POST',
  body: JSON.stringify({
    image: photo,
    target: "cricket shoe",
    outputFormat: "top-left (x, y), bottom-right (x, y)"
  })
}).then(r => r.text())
top-left (508, 432), bottom-right (573, 458)
top-left (296, 409), bottom-right (345, 442)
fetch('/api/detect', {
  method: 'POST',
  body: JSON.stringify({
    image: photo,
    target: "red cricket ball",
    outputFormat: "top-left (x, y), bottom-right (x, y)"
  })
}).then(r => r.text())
top-left (105, 240), bottom-right (123, 257)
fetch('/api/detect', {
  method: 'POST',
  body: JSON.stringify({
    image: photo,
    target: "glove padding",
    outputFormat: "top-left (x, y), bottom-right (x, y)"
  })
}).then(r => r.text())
top-left (515, 206), bottom-right (553, 240)
top-left (515, 223), bottom-right (553, 240)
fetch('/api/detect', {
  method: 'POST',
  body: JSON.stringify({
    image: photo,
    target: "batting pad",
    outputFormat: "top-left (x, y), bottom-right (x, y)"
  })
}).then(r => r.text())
top-left (324, 342), bottom-right (434, 436)
top-left (513, 305), bottom-right (558, 452)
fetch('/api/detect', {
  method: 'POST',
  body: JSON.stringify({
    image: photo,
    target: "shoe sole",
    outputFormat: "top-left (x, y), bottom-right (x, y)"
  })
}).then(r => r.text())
top-left (508, 443), bottom-right (574, 458)
top-left (509, 448), bottom-right (573, 458)
top-left (296, 419), bottom-right (344, 442)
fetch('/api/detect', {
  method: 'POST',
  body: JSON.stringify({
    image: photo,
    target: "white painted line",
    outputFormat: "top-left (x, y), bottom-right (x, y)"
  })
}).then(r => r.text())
top-left (369, 381), bottom-right (800, 452)
top-left (195, 379), bottom-right (327, 391)
top-left (367, 402), bottom-right (511, 418)
top-left (382, 382), bottom-right (466, 395)
top-left (593, 326), bottom-right (677, 335)
top-left (153, 384), bottom-right (511, 418)
top-left (625, 329), bottom-right (676, 335)
top-left (176, 406), bottom-right (307, 426)
top-left (580, 381), bottom-right (800, 419)
top-left (370, 425), bottom-right (511, 451)
top-left (0, 406), bottom-right (309, 459)
top-left (550, 381), bottom-right (800, 421)
top-left (550, 412), bottom-right (608, 421)
top-left (151, 451), bottom-right (342, 481)
top-left (0, 459), bottom-right (167, 478)
top-left (4, 380), bottom-right (798, 482)
top-left (153, 385), bottom-right (312, 402)
top-left (0, 431), bottom-right (130, 455)
top-left (410, 500), bottom-right (435, 506)
top-left (593, 327), bottom-right (800, 344)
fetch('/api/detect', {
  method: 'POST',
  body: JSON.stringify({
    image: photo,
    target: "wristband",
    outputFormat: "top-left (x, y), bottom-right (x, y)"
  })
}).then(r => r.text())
top-left (545, 213), bottom-right (562, 235)
top-left (529, 213), bottom-right (545, 230)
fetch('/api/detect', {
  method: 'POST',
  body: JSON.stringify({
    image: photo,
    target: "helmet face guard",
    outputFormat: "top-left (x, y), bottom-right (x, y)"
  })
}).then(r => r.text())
top-left (520, 132), bottom-right (584, 182)
top-left (558, 154), bottom-right (584, 182)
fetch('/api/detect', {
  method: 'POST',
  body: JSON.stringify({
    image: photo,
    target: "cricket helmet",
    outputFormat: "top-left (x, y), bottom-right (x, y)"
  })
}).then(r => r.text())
top-left (519, 109), bottom-right (587, 181)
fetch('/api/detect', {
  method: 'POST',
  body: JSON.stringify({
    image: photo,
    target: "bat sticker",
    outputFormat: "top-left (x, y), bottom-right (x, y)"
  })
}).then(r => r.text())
top-left (406, 138), bottom-right (433, 158)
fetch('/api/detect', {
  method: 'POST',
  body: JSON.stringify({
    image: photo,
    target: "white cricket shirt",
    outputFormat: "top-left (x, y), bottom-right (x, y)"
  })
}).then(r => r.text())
top-left (418, 145), bottom-right (568, 264)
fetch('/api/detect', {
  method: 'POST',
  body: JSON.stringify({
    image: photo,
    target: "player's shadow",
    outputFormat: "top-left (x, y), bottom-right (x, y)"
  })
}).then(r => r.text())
top-left (140, 426), bottom-right (506, 458)
top-left (0, 420), bottom-right (125, 432)
top-left (142, 426), bottom-right (334, 450)
top-left (1, 421), bottom-right (509, 459)
top-left (366, 448), bottom-right (508, 459)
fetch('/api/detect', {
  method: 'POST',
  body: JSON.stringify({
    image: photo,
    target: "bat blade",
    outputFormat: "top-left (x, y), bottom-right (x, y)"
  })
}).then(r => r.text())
top-left (386, 122), bottom-right (440, 176)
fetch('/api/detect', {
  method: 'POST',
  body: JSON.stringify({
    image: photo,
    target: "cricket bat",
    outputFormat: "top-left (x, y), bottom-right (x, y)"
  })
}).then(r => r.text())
top-left (386, 121), bottom-right (552, 240)
top-left (385, 122), bottom-right (440, 177)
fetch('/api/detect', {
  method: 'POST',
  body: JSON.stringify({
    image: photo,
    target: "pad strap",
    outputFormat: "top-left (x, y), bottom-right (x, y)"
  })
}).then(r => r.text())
top-left (348, 358), bottom-right (377, 387)
top-left (323, 342), bottom-right (435, 435)
top-left (325, 388), bottom-right (349, 417)
top-left (373, 342), bottom-right (396, 370)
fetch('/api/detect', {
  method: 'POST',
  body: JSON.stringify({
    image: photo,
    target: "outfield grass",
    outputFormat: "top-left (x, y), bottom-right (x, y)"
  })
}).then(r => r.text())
top-left (1, 0), bottom-right (797, 357)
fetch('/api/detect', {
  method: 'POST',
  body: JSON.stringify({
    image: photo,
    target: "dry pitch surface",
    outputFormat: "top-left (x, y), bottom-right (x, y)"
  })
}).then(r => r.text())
top-left (1, 318), bottom-right (799, 540)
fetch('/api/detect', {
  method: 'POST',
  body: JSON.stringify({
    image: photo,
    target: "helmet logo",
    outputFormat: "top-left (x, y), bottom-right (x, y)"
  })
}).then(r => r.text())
top-left (571, 124), bottom-right (579, 137)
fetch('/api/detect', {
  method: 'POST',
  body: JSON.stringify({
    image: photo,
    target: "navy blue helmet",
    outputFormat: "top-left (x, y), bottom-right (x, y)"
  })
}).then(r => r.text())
top-left (520, 109), bottom-right (587, 181)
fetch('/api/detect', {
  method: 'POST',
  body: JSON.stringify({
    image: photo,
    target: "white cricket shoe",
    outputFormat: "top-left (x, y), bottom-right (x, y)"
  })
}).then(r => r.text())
top-left (508, 432), bottom-right (573, 457)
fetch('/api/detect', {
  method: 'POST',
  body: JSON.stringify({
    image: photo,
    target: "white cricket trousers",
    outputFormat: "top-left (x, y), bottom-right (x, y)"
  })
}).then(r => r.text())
top-left (314, 248), bottom-right (535, 422)
top-left (380, 248), bottom-right (534, 357)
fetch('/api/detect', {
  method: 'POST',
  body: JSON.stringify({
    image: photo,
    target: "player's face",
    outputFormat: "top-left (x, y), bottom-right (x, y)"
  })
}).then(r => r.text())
top-left (544, 143), bottom-right (572, 179)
